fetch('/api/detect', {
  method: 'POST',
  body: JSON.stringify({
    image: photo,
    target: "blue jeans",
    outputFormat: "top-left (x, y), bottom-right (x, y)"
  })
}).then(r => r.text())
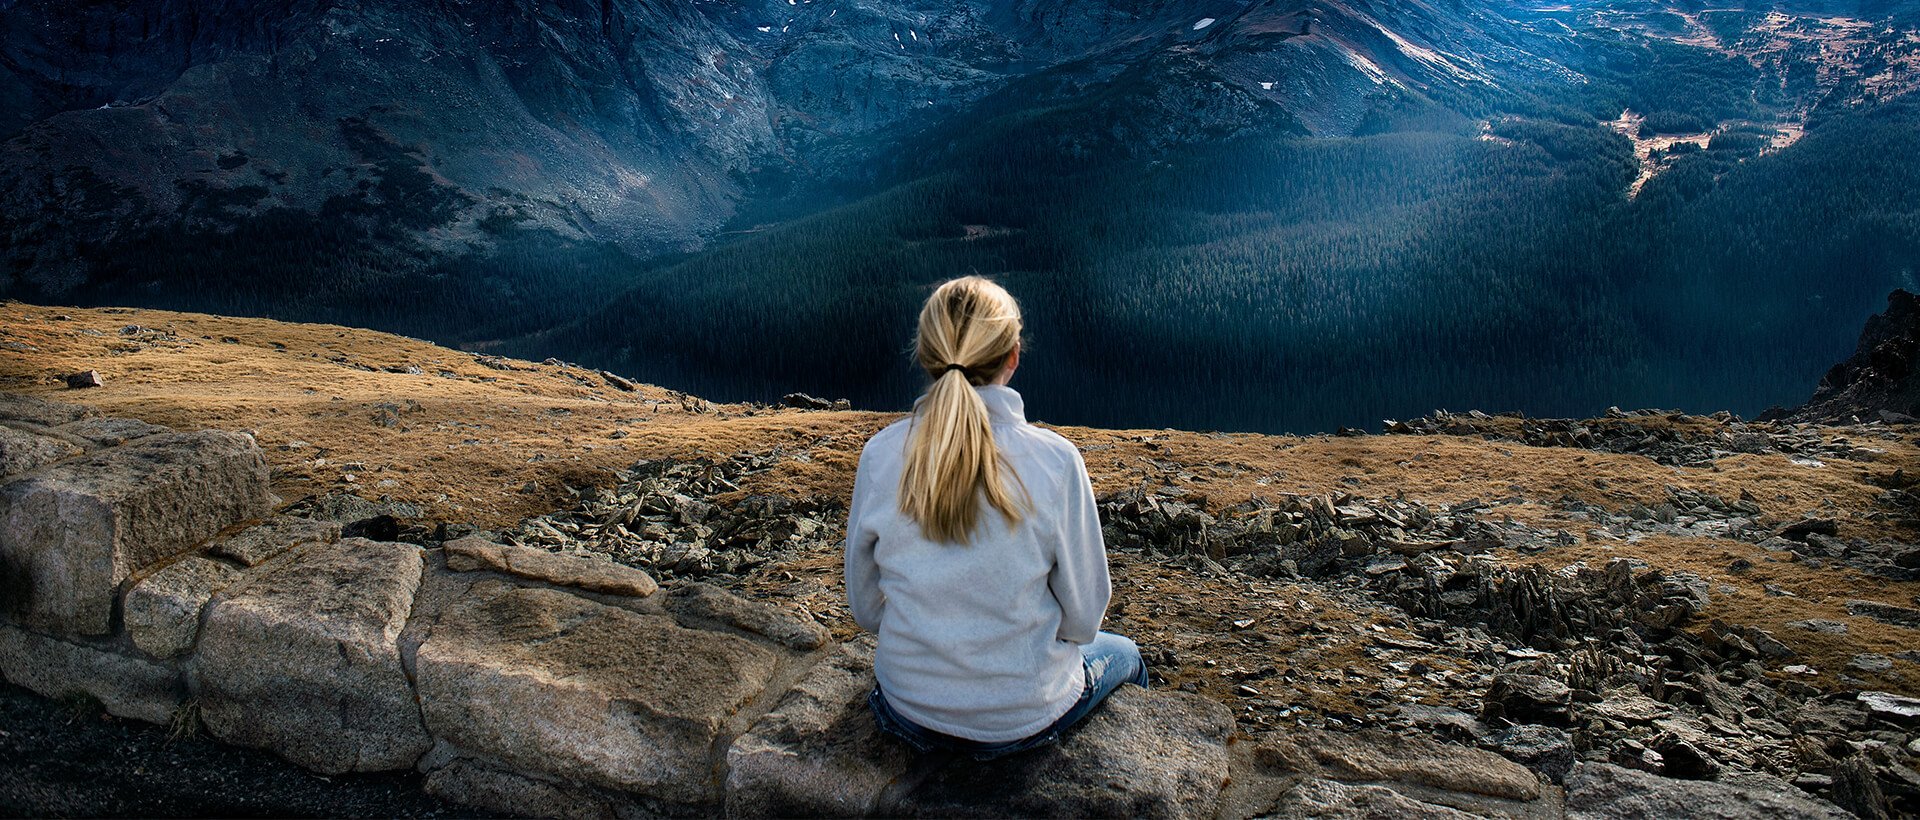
top-left (869, 632), bottom-right (1149, 761)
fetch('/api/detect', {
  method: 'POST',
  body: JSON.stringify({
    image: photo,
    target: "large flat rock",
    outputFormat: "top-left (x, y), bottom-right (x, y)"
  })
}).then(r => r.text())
top-left (124, 555), bottom-right (240, 659)
top-left (728, 641), bottom-right (1253, 820)
top-left (726, 635), bottom-right (916, 817)
top-left (415, 580), bottom-right (780, 806)
top-left (53, 417), bottom-right (172, 447)
top-left (0, 430), bottom-right (272, 637)
top-left (1254, 727), bottom-right (1543, 803)
top-left (1226, 726), bottom-right (1556, 819)
top-left (444, 535), bottom-right (657, 597)
top-left (1262, 778), bottom-right (1480, 819)
top-left (667, 582), bottom-right (830, 651)
top-left (0, 624), bottom-right (182, 724)
top-left (194, 538), bottom-right (430, 774)
top-left (0, 392), bottom-right (91, 427)
top-left (205, 515), bottom-right (341, 567)
top-left (1564, 762), bottom-right (1849, 819)
top-left (893, 686), bottom-right (1236, 820)
top-left (0, 426), bottom-right (79, 481)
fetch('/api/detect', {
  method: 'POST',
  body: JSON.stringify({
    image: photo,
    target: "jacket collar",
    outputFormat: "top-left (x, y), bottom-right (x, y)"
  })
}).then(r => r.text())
top-left (976, 384), bottom-right (1026, 425)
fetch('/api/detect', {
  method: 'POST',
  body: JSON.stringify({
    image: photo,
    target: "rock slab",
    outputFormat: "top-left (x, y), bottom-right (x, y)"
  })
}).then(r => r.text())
top-left (726, 635), bottom-right (914, 817)
top-left (0, 430), bottom-right (271, 637)
top-left (414, 580), bottom-right (778, 806)
top-left (206, 515), bottom-right (341, 567)
top-left (893, 686), bottom-right (1235, 819)
top-left (0, 392), bottom-right (91, 427)
top-left (0, 426), bottom-right (79, 481)
top-left (1847, 599), bottom-right (1920, 629)
top-left (1483, 673), bottom-right (1573, 726)
top-left (0, 623), bottom-right (181, 724)
top-left (1564, 762), bottom-right (1848, 819)
top-left (195, 538), bottom-right (430, 774)
top-left (123, 555), bottom-right (240, 659)
top-left (422, 754), bottom-right (637, 820)
top-left (1858, 691), bottom-right (1920, 727)
top-left (667, 582), bottom-right (830, 651)
top-left (1264, 778), bottom-right (1479, 819)
top-left (1255, 727), bottom-right (1543, 803)
top-left (443, 535), bottom-right (657, 597)
top-left (1486, 724), bottom-right (1576, 785)
top-left (54, 417), bottom-right (171, 447)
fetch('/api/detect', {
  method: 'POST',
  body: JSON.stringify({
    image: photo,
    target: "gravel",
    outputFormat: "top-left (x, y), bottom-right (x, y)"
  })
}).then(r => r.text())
top-left (0, 683), bottom-right (487, 818)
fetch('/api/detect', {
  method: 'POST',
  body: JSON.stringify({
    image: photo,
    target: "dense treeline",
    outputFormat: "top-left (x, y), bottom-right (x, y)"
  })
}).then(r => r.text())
top-left (534, 96), bottom-right (1920, 433)
top-left (1616, 99), bottom-right (1920, 414)
top-left (41, 99), bottom-right (1915, 434)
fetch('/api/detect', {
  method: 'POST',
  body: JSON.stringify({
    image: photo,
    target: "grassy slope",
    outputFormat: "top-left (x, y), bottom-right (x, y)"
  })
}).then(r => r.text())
top-left (2, 301), bottom-right (1916, 704)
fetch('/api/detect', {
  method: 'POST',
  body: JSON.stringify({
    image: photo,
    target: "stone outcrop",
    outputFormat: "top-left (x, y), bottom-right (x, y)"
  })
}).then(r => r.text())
top-left (0, 392), bottom-right (91, 427)
top-left (415, 580), bottom-right (776, 806)
top-left (57, 417), bottom-right (170, 447)
top-left (727, 632), bottom-right (1242, 820)
top-left (1264, 778), bottom-right (1481, 819)
top-left (1255, 728), bottom-right (1544, 804)
top-left (895, 687), bottom-right (1235, 820)
top-left (123, 555), bottom-right (239, 659)
top-left (666, 582), bottom-right (831, 651)
top-left (1769, 289), bottom-right (1920, 424)
top-left (725, 636), bottom-right (917, 817)
top-left (1563, 762), bottom-right (1849, 819)
top-left (206, 515), bottom-right (341, 566)
top-left (0, 430), bottom-right (271, 636)
top-left (0, 426), bottom-right (79, 480)
top-left (195, 538), bottom-right (431, 774)
top-left (0, 390), bottom-right (1274, 819)
top-left (0, 623), bottom-right (182, 724)
top-left (1222, 727), bottom-right (1559, 819)
top-left (419, 754), bottom-right (644, 820)
top-left (444, 535), bottom-right (657, 597)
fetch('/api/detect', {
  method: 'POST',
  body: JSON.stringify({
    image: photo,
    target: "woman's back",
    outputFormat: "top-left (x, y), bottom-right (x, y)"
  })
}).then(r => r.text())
top-left (845, 384), bottom-right (1109, 742)
top-left (844, 275), bottom-right (1139, 757)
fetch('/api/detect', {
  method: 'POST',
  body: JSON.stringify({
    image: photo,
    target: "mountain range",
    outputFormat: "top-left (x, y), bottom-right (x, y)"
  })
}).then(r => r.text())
top-left (4, 0), bottom-right (1920, 431)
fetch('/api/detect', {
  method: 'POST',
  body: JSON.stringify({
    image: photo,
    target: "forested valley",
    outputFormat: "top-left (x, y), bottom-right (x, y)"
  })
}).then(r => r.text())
top-left (10, 1), bottom-right (1920, 433)
top-left (538, 98), bottom-right (1920, 432)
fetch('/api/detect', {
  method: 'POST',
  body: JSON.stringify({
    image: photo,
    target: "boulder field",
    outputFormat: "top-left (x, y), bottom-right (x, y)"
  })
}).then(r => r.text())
top-left (0, 390), bottom-right (1855, 818)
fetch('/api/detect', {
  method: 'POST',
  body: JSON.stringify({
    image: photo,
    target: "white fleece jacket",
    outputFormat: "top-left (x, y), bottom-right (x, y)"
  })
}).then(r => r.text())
top-left (844, 385), bottom-right (1112, 743)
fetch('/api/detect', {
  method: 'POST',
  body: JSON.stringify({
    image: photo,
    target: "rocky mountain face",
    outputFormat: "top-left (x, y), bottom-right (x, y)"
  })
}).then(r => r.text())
top-left (0, 0), bottom-right (1564, 302)
top-left (1770, 290), bottom-right (1920, 424)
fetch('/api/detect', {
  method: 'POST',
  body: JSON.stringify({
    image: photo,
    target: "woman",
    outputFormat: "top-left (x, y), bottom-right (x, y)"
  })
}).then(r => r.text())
top-left (844, 276), bottom-right (1147, 760)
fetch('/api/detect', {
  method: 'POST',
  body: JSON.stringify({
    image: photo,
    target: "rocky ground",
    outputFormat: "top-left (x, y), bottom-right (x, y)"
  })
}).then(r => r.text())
top-left (3, 301), bottom-right (1919, 817)
top-left (0, 682), bottom-right (481, 818)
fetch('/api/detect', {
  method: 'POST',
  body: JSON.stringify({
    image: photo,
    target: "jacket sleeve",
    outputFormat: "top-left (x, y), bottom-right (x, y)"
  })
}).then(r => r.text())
top-left (1049, 446), bottom-right (1111, 645)
top-left (844, 446), bottom-right (886, 633)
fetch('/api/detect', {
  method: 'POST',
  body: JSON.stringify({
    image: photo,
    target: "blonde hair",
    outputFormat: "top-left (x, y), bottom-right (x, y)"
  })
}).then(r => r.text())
top-left (900, 276), bottom-right (1028, 543)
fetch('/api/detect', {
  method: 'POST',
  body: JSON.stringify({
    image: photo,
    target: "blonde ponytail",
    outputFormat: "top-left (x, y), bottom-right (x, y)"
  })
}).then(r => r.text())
top-left (900, 276), bottom-right (1027, 543)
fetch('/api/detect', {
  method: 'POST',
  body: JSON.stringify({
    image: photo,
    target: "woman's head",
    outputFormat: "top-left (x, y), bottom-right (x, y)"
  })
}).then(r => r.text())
top-left (899, 276), bottom-right (1027, 543)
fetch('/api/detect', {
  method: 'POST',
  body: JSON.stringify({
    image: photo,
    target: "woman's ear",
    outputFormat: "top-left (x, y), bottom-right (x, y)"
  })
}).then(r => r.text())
top-left (997, 343), bottom-right (1021, 385)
